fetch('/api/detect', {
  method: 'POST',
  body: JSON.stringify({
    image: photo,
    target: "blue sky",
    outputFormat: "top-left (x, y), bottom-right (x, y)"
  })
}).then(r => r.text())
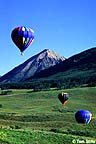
top-left (0, 0), bottom-right (96, 75)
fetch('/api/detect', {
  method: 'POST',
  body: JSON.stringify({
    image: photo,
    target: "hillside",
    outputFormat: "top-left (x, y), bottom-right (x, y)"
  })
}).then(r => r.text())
top-left (0, 47), bottom-right (96, 89)
top-left (0, 49), bottom-right (65, 82)
top-left (25, 47), bottom-right (96, 89)
top-left (32, 47), bottom-right (96, 78)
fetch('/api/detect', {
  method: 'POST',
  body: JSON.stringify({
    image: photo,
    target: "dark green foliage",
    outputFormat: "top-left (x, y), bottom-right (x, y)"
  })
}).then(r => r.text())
top-left (0, 90), bottom-right (12, 95)
top-left (10, 125), bottom-right (21, 129)
top-left (0, 69), bottom-right (96, 90)
top-left (67, 129), bottom-right (95, 137)
top-left (0, 104), bottom-right (3, 108)
top-left (1, 90), bottom-right (8, 95)
top-left (50, 128), bottom-right (95, 138)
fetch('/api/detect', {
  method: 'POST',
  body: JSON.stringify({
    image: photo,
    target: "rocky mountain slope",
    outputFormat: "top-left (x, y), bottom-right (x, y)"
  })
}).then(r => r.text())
top-left (31, 47), bottom-right (96, 79)
top-left (0, 49), bottom-right (65, 82)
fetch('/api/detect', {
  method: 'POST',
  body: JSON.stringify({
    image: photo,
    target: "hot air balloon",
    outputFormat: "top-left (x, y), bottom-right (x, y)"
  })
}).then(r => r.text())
top-left (58, 92), bottom-right (69, 105)
top-left (11, 26), bottom-right (34, 55)
top-left (75, 110), bottom-right (92, 124)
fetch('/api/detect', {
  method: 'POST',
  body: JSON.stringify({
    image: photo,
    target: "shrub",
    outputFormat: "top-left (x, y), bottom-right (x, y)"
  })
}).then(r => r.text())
top-left (0, 104), bottom-right (3, 108)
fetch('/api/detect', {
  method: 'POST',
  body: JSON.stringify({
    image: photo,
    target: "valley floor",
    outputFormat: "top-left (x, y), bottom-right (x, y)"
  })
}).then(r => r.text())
top-left (0, 87), bottom-right (96, 144)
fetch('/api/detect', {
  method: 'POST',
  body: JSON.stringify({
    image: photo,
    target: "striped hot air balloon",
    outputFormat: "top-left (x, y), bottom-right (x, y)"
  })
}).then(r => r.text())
top-left (11, 26), bottom-right (34, 55)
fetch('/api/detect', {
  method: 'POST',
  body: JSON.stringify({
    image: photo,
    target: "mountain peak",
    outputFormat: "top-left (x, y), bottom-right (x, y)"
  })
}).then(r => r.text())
top-left (0, 49), bottom-right (65, 82)
top-left (38, 49), bottom-right (65, 61)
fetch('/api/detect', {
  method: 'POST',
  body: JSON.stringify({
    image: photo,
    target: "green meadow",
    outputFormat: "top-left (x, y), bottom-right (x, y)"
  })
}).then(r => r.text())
top-left (0, 87), bottom-right (96, 144)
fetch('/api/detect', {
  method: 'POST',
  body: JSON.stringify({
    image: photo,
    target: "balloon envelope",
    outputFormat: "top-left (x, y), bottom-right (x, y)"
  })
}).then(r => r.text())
top-left (75, 110), bottom-right (92, 124)
top-left (58, 92), bottom-right (69, 105)
top-left (11, 26), bottom-right (34, 54)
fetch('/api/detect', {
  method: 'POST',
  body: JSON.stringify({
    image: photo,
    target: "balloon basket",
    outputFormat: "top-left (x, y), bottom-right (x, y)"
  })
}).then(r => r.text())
top-left (21, 52), bottom-right (24, 56)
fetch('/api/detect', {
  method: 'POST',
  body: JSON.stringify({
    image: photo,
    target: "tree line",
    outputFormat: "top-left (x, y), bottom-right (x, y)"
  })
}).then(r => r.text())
top-left (0, 70), bottom-right (96, 91)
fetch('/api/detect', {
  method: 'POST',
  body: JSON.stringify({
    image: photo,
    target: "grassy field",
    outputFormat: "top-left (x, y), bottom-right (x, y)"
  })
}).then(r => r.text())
top-left (0, 87), bottom-right (96, 144)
